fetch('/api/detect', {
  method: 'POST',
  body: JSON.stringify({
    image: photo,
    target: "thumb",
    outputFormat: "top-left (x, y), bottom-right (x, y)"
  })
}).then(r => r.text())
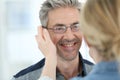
top-left (43, 29), bottom-right (52, 42)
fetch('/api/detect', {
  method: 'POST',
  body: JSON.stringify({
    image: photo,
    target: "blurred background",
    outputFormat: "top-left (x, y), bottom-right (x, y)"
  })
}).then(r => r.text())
top-left (0, 0), bottom-right (93, 80)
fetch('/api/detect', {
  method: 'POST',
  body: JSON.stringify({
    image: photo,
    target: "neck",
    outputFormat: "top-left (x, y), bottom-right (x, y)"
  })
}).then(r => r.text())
top-left (57, 55), bottom-right (80, 79)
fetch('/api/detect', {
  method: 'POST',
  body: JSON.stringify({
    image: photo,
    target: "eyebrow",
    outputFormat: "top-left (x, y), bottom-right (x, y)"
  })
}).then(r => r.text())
top-left (53, 21), bottom-right (79, 27)
top-left (72, 22), bottom-right (79, 25)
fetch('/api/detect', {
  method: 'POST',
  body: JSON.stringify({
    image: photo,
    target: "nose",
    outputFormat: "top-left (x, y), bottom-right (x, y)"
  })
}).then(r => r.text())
top-left (63, 28), bottom-right (75, 39)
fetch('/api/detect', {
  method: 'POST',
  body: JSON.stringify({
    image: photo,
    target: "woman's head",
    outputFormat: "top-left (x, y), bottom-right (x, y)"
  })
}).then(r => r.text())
top-left (81, 0), bottom-right (120, 61)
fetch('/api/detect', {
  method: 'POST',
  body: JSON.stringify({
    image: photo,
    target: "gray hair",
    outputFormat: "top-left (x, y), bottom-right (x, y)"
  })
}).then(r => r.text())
top-left (39, 0), bottom-right (81, 27)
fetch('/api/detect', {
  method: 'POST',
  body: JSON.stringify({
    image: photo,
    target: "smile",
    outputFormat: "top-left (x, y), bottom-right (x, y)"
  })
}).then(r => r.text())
top-left (62, 43), bottom-right (76, 47)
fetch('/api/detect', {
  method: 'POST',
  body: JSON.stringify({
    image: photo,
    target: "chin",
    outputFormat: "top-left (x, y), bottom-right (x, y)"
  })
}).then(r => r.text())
top-left (60, 52), bottom-right (78, 61)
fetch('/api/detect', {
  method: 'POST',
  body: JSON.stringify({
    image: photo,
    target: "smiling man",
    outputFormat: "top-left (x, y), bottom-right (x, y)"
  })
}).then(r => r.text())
top-left (12, 0), bottom-right (93, 80)
top-left (47, 7), bottom-right (82, 61)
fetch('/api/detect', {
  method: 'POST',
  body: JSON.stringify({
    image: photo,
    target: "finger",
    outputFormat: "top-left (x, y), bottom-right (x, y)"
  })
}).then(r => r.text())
top-left (35, 35), bottom-right (39, 44)
top-left (37, 27), bottom-right (45, 44)
top-left (38, 26), bottom-right (45, 40)
top-left (35, 35), bottom-right (43, 46)
top-left (43, 29), bottom-right (52, 42)
top-left (37, 26), bottom-right (41, 35)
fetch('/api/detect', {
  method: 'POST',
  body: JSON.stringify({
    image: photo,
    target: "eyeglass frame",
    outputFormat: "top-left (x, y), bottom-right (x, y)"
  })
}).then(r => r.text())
top-left (43, 22), bottom-right (80, 34)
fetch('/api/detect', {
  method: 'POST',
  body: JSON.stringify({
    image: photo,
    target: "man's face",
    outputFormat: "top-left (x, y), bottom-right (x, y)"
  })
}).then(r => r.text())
top-left (47, 7), bottom-right (82, 61)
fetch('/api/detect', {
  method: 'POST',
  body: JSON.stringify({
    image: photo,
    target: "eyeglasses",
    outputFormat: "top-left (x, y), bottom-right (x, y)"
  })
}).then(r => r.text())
top-left (43, 23), bottom-right (80, 34)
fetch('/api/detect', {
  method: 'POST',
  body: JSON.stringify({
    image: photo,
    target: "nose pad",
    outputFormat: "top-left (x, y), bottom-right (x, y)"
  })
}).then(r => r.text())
top-left (63, 28), bottom-right (75, 39)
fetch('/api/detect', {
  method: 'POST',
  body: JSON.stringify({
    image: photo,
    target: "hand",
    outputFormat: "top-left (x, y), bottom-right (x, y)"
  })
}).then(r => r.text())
top-left (35, 26), bottom-right (57, 59)
top-left (36, 26), bottom-right (57, 80)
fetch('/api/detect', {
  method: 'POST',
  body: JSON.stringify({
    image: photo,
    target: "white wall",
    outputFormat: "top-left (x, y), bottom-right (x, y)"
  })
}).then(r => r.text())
top-left (0, 0), bottom-right (7, 79)
top-left (0, 0), bottom-right (44, 80)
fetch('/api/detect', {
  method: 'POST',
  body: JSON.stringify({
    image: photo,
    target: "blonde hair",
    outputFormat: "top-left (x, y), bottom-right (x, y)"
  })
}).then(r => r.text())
top-left (81, 0), bottom-right (120, 61)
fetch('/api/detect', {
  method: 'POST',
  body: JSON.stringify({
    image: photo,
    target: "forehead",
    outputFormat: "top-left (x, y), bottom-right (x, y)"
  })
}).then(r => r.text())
top-left (48, 7), bottom-right (80, 27)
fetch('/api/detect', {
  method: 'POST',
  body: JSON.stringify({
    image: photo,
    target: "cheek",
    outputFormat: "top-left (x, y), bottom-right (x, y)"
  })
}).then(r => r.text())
top-left (75, 32), bottom-right (83, 40)
top-left (79, 34), bottom-right (83, 40)
top-left (51, 37), bottom-right (58, 45)
top-left (49, 33), bottom-right (61, 45)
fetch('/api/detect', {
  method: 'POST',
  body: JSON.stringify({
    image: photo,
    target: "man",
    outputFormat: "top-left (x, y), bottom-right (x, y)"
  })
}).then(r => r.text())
top-left (12, 0), bottom-right (93, 80)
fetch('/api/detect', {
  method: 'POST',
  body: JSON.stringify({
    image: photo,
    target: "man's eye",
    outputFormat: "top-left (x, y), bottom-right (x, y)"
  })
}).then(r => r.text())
top-left (72, 24), bottom-right (79, 28)
top-left (55, 27), bottom-right (65, 30)
top-left (73, 25), bottom-right (78, 29)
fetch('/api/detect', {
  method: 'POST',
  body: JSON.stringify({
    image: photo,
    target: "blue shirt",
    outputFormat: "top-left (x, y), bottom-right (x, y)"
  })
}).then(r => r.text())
top-left (71, 61), bottom-right (120, 80)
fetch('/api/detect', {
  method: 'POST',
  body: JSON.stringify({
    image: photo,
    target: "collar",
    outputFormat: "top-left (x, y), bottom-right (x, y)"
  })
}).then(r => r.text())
top-left (77, 52), bottom-right (87, 77)
top-left (56, 52), bottom-right (87, 79)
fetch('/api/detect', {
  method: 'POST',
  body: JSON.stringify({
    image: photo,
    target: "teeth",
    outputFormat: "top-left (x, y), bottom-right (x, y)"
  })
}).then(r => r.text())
top-left (64, 43), bottom-right (74, 47)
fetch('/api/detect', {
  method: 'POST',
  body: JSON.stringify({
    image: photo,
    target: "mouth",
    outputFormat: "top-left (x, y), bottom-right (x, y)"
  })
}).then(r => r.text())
top-left (59, 40), bottom-right (79, 52)
top-left (61, 42), bottom-right (77, 47)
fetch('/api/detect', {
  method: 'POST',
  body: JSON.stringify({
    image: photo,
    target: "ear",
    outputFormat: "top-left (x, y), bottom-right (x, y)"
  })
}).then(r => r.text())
top-left (89, 47), bottom-right (103, 63)
top-left (83, 36), bottom-right (91, 47)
